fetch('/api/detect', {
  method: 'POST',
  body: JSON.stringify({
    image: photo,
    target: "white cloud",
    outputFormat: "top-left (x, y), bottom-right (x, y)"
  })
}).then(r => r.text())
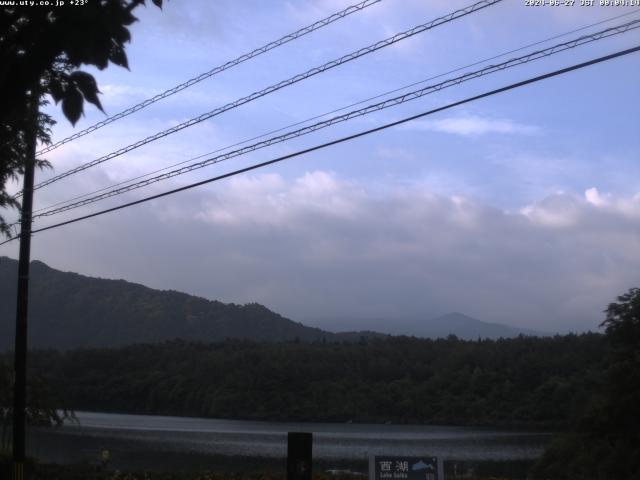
top-left (122, 170), bottom-right (639, 332)
top-left (99, 84), bottom-right (160, 107)
top-left (520, 194), bottom-right (583, 228)
top-left (376, 147), bottom-right (415, 161)
top-left (408, 115), bottom-right (540, 137)
top-left (585, 187), bottom-right (608, 206)
top-left (19, 170), bottom-right (640, 334)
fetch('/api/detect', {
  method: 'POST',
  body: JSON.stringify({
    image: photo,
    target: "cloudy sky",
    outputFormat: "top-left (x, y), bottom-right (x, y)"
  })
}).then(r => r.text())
top-left (2, 0), bottom-right (640, 333)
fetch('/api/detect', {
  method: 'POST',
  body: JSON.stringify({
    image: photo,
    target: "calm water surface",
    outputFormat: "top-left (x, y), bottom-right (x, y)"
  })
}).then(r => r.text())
top-left (27, 411), bottom-right (553, 471)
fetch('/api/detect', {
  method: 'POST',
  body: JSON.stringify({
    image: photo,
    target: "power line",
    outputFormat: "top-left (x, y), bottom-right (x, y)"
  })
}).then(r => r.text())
top-left (2, 43), bottom-right (637, 247)
top-left (26, 0), bottom-right (503, 195)
top-left (31, 9), bottom-right (640, 217)
top-left (30, 19), bottom-right (640, 220)
top-left (35, 0), bottom-right (384, 156)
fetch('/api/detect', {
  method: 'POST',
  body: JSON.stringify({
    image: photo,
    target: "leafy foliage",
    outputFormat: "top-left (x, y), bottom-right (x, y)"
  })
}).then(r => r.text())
top-left (17, 334), bottom-right (605, 428)
top-left (0, 100), bottom-right (53, 237)
top-left (0, 0), bottom-right (163, 235)
top-left (533, 288), bottom-right (640, 480)
top-left (0, 359), bottom-right (75, 452)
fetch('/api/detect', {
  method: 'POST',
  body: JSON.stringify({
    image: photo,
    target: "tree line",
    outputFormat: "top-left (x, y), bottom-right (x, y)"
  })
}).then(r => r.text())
top-left (5, 333), bottom-right (606, 428)
top-left (1, 281), bottom-right (639, 480)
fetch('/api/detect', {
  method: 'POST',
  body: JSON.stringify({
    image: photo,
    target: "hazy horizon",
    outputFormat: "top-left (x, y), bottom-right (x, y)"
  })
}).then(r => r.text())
top-left (2, 254), bottom-right (588, 336)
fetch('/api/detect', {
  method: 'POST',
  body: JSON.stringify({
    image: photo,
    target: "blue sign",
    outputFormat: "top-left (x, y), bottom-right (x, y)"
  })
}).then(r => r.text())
top-left (369, 456), bottom-right (443, 480)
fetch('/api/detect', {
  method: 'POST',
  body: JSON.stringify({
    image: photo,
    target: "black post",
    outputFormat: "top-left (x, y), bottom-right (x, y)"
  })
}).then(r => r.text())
top-left (12, 91), bottom-right (38, 480)
top-left (287, 432), bottom-right (312, 480)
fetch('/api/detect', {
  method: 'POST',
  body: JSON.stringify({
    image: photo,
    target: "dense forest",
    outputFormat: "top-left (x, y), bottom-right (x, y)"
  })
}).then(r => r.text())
top-left (9, 333), bottom-right (606, 428)
top-left (2, 284), bottom-right (639, 480)
top-left (532, 288), bottom-right (640, 480)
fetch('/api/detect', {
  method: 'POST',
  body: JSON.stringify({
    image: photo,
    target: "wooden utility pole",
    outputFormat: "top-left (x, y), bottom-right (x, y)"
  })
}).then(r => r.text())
top-left (12, 89), bottom-right (38, 480)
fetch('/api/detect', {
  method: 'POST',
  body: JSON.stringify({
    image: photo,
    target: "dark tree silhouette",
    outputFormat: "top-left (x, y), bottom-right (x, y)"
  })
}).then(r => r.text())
top-left (0, 0), bottom-right (163, 235)
top-left (534, 288), bottom-right (640, 480)
top-left (599, 288), bottom-right (640, 454)
top-left (12, 334), bottom-right (606, 427)
top-left (0, 359), bottom-right (74, 453)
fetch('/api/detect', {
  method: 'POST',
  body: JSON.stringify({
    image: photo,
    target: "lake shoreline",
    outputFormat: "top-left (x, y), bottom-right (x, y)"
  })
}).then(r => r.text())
top-left (59, 407), bottom-right (560, 432)
top-left (23, 411), bottom-right (552, 475)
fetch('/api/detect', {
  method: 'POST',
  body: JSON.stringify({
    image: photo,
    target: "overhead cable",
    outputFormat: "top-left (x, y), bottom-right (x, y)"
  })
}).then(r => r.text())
top-left (36, 0), bottom-right (384, 156)
top-left (31, 19), bottom-right (640, 219)
top-left (0, 43), bottom-right (635, 248)
top-left (32, 8), bottom-right (640, 216)
top-left (26, 0), bottom-right (503, 195)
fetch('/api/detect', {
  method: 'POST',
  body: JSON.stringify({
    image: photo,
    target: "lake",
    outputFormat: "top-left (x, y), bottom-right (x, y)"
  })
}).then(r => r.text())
top-left (26, 411), bottom-right (553, 472)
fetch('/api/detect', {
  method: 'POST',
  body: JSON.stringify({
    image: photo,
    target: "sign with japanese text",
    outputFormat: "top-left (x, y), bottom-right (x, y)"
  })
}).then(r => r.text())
top-left (369, 456), bottom-right (443, 480)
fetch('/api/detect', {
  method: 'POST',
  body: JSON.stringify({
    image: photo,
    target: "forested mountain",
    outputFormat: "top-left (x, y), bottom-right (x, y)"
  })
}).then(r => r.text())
top-left (0, 257), bottom-right (341, 349)
top-left (0, 257), bottom-right (540, 350)
top-left (19, 334), bottom-right (605, 427)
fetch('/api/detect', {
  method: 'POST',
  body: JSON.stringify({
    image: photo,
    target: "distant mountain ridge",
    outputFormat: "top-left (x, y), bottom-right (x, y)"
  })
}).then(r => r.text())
top-left (408, 312), bottom-right (545, 339)
top-left (309, 312), bottom-right (546, 340)
top-left (0, 257), bottom-right (542, 350)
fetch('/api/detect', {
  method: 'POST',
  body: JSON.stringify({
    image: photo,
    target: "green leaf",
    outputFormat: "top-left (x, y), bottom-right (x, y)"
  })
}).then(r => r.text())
top-left (109, 45), bottom-right (129, 70)
top-left (61, 87), bottom-right (83, 126)
top-left (113, 26), bottom-right (132, 45)
top-left (70, 71), bottom-right (104, 113)
top-left (48, 79), bottom-right (65, 104)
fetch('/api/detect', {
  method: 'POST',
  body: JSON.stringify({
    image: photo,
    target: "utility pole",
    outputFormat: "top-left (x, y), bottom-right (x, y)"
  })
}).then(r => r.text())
top-left (12, 88), bottom-right (38, 480)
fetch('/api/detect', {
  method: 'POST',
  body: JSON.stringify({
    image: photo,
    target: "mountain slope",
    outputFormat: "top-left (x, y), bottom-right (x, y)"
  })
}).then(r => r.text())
top-left (307, 312), bottom-right (546, 339)
top-left (0, 257), bottom-right (338, 350)
top-left (0, 257), bottom-right (541, 350)
top-left (406, 312), bottom-right (546, 339)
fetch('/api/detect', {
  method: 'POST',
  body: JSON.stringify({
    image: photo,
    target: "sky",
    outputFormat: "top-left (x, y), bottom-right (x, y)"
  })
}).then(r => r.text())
top-left (2, 0), bottom-right (640, 334)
